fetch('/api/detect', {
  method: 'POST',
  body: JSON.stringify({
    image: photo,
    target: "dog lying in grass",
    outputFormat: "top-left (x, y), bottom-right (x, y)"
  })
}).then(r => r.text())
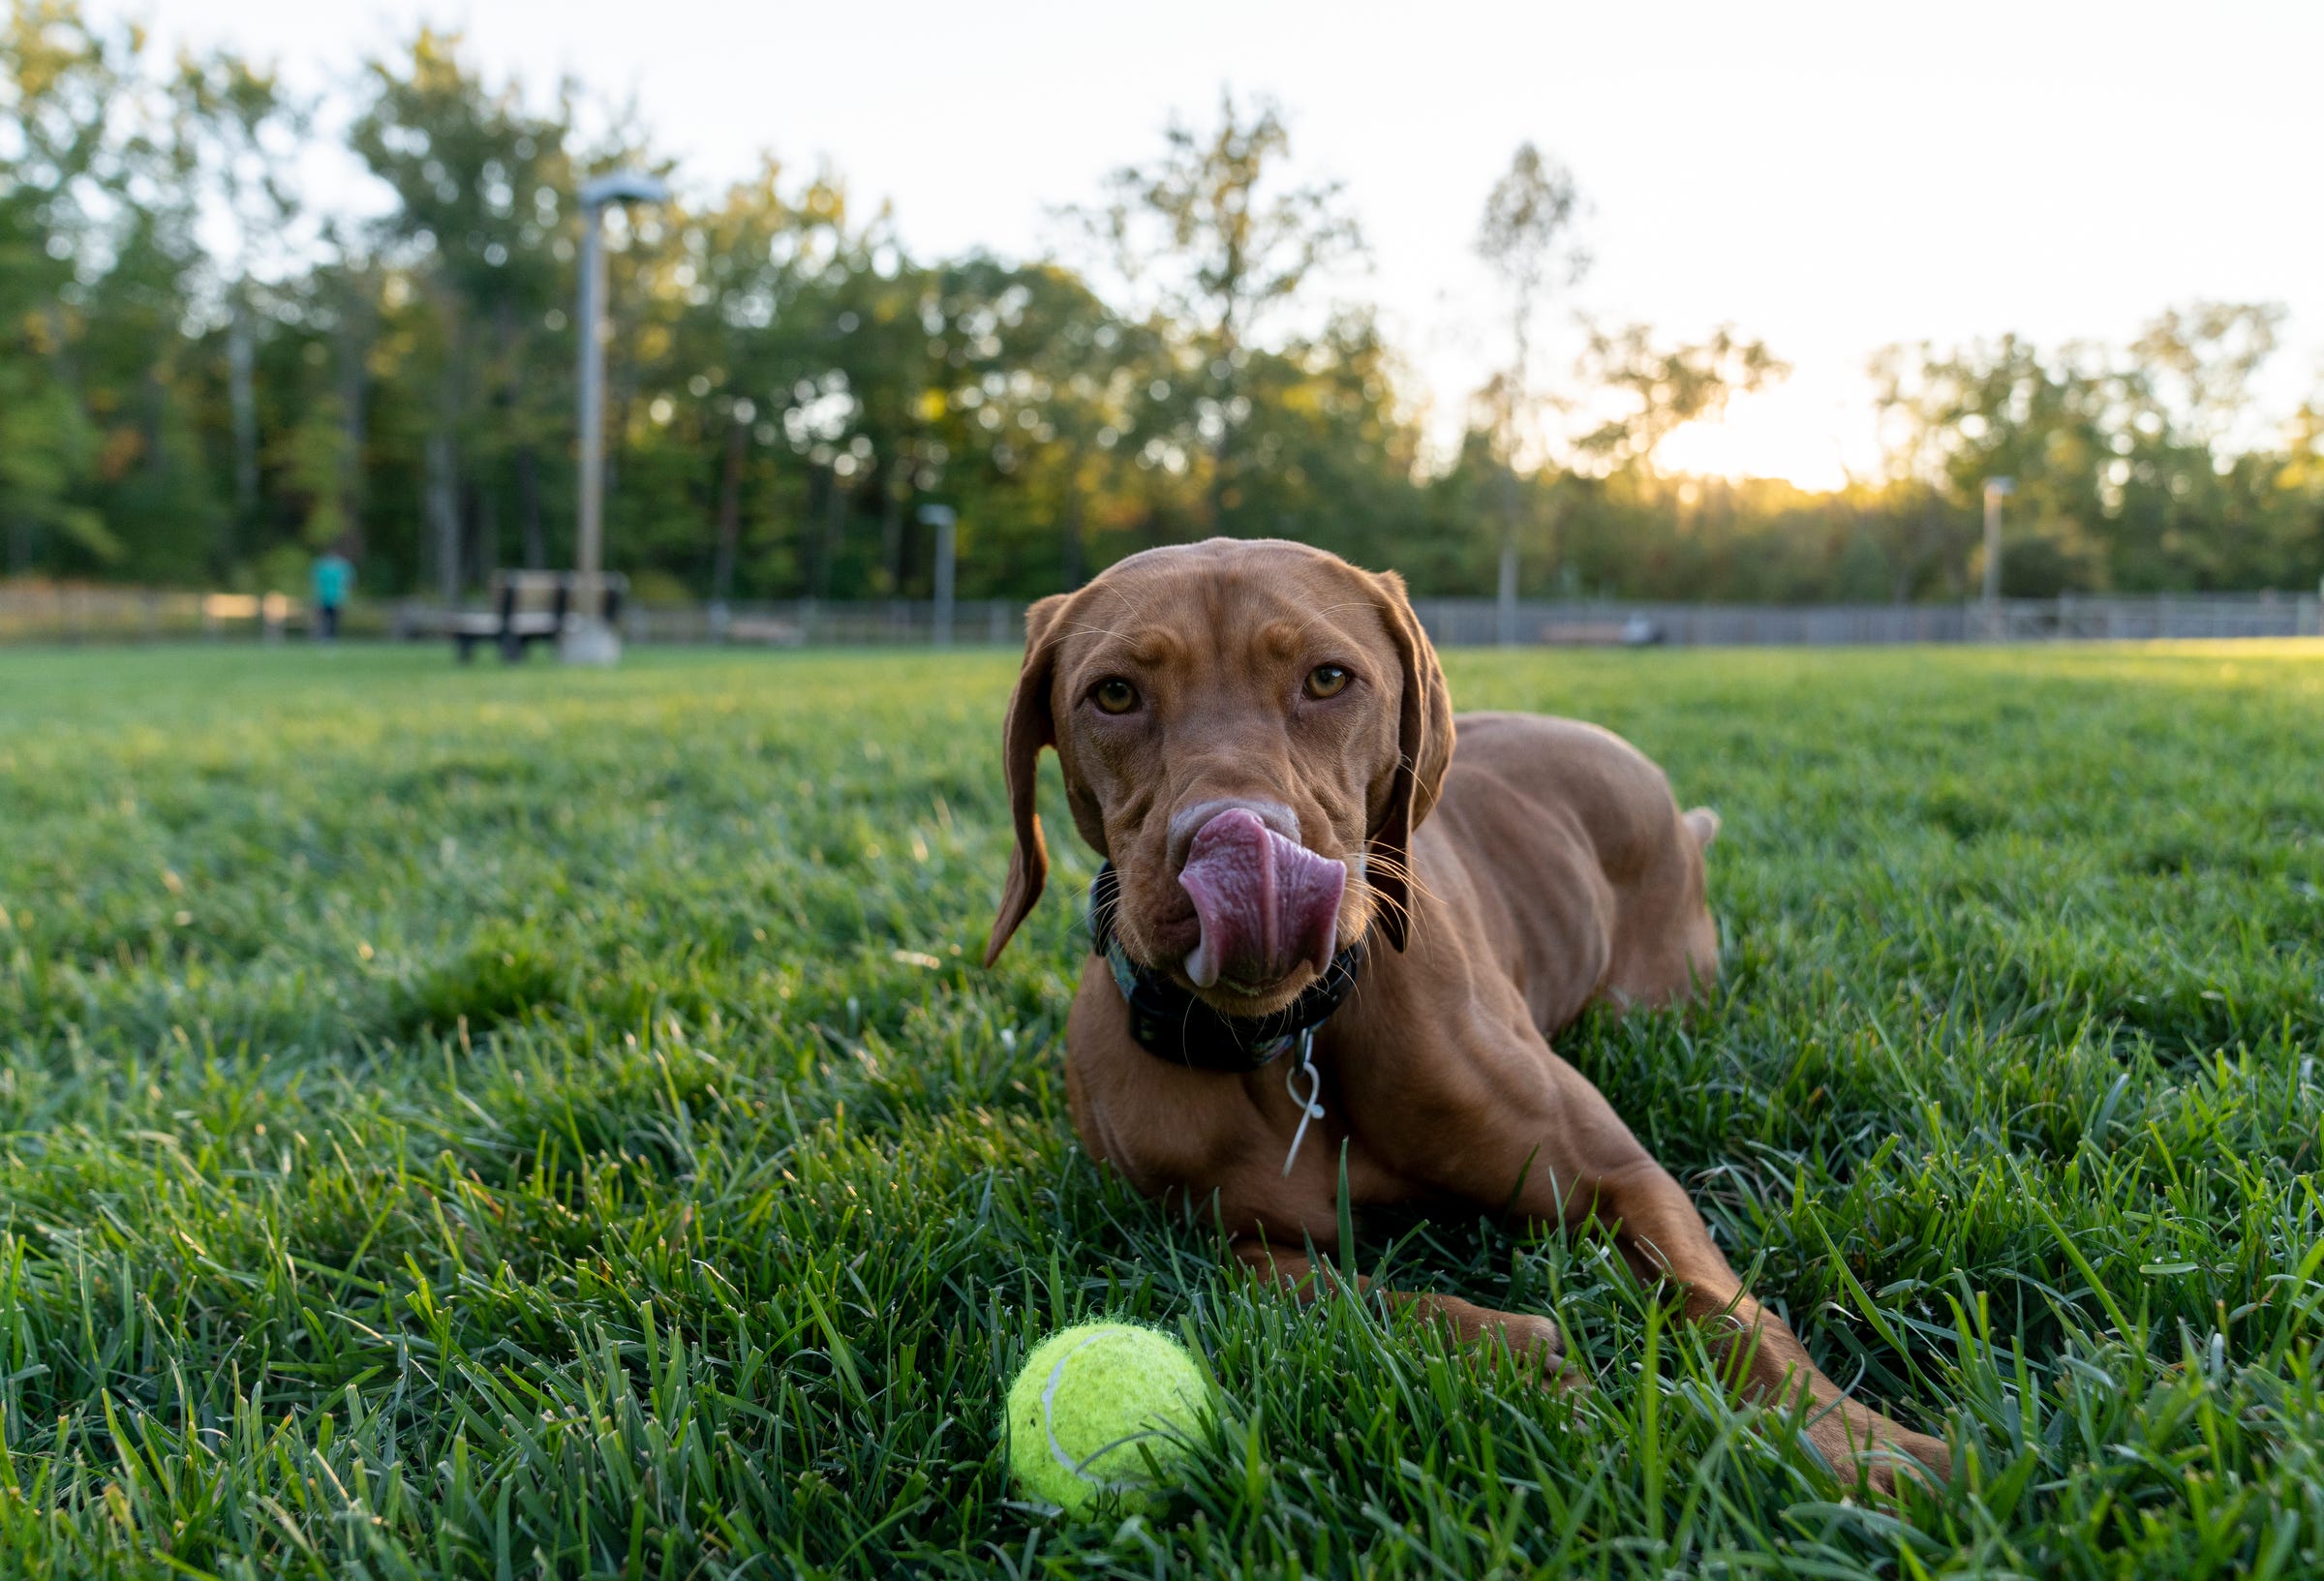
top-left (982, 536), bottom-right (1949, 1491)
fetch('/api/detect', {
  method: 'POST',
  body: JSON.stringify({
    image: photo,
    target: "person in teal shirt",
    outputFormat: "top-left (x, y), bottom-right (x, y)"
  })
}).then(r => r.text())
top-left (312, 551), bottom-right (353, 642)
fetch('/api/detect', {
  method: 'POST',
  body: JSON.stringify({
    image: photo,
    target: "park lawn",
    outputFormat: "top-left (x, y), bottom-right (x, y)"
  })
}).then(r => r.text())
top-left (2, 638), bottom-right (2323, 1579)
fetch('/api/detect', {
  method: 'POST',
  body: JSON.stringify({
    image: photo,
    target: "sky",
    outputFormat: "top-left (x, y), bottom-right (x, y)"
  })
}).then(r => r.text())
top-left (92, 0), bottom-right (2324, 490)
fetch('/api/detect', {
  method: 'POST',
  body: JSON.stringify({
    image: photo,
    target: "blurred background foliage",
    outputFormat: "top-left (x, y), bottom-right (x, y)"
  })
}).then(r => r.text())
top-left (2, 4), bottom-right (2319, 605)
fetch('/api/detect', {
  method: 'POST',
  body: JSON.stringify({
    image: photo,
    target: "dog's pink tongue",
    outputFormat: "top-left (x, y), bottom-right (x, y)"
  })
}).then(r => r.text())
top-left (1177, 808), bottom-right (1346, 990)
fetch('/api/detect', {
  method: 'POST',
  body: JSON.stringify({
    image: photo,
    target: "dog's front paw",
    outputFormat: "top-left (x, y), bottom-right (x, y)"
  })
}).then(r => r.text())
top-left (1809, 1410), bottom-right (1950, 1496)
top-left (1433, 1301), bottom-right (1587, 1392)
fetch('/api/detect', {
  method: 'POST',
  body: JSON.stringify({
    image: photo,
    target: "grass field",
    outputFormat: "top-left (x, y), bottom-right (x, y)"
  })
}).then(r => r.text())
top-left (3, 640), bottom-right (2323, 1579)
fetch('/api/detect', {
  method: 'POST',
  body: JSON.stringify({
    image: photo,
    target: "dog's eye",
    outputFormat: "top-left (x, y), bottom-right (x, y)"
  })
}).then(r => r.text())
top-left (1305, 663), bottom-right (1352, 699)
top-left (1093, 678), bottom-right (1140, 714)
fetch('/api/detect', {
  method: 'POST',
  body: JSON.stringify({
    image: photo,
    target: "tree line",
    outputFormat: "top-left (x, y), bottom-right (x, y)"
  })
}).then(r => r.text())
top-left (4, 5), bottom-right (2319, 606)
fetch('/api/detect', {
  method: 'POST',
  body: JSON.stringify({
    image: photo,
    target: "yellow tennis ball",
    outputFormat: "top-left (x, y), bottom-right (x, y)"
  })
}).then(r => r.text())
top-left (1006, 1322), bottom-right (1207, 1515)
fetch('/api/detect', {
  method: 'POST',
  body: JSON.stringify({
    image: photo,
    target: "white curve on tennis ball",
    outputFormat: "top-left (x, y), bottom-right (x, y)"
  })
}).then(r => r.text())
top-left (1038, 1330), bottom-right (1182, 1490)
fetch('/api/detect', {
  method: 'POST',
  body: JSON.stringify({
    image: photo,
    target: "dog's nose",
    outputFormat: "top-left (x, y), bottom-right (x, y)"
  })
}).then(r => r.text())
top-left (1166, 797), bottom-right (1301, 872)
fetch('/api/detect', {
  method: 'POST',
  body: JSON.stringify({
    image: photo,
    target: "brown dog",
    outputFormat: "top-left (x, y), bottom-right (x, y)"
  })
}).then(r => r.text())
top-left (984, 537), bottom-right (1949, 1489)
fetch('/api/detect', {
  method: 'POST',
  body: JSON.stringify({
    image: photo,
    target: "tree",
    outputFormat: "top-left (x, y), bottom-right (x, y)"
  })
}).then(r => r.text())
top-left (2129, 302), bottom-right (2284, 451)
top-left (352, 30), bottom-right (578, 601)
top-left (0, 3), bottom-right (129, 574)
top-left (1575, 323), bottom-right (1788, 474)
top-left (171, 48), bottom-right (305, 571)
top-left (669, 158), bottom-right (857, 606)
top-left (1068, 92), bottom-right (1363, 529)
top-left (7, 39), bottom-right (2317, 612)
top-left (1871, 334), bottom-right (2110, 594)
top-left (1474, 142), bottom-right (1587, 630)
top-left (903, 257), bottom-right (1162, 593)
top-left (1871, 306), bottom-right (2318, 596)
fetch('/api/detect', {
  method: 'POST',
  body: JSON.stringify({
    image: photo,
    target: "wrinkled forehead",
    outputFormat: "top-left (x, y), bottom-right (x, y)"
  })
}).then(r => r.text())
top-left (1053, 547), bottom-right (1387, 683)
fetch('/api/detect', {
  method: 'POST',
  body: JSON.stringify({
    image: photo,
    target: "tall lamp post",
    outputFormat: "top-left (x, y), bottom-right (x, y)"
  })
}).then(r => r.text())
top-left (565, 169), bottom-right (671, 665)
top-left (1980, 475), bottom-right (2014, 641)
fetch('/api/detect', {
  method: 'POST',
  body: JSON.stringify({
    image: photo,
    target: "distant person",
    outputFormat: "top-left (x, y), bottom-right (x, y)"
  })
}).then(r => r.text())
top-left (312, 550), bottom-right (353, 643)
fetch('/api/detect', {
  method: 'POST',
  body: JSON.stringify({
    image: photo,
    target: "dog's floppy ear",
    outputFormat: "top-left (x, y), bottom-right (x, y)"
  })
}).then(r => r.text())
top-left (983, 593), bottom-right (1072, 966)
top-left (1366, 569), bottom-right (1454, 952)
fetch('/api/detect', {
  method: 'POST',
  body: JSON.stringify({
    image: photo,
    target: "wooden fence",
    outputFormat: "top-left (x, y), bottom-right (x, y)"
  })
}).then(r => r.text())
top-left (4, 583), bottom-right (2319, 649)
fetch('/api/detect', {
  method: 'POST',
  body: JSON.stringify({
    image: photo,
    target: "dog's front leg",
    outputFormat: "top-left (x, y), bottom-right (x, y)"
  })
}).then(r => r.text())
top-left (1576, 1160), bottom-right (1952, 1492)
top-left (1366, 1027), bottom-right (1951, 1493)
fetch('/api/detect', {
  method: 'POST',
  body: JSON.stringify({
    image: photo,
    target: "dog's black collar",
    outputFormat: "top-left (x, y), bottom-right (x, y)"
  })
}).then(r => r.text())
top-left (1086, 863), bottom-right (1366, 1073)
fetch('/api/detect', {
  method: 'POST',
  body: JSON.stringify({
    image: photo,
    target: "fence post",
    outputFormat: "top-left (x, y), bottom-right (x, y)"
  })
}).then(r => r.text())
top-left (1494, 538), bottom-right (1517, 646)
top-left (932, 515), bottom-right (957, 648)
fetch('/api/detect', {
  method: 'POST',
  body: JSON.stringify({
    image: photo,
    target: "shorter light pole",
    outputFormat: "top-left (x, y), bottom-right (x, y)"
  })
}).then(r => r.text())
top-left (919, 503), bottom-right (958, 647)
top-left (566, 169), bottom-right (670, 666)
top-left (1981, 475), bottom-right (2014, 640)
top-left (1495, 527), bottom-right (1518, 647)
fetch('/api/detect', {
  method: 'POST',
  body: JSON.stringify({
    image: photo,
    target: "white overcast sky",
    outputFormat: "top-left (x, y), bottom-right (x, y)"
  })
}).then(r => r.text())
top-left (94, 0), bottom-right (2324, 488)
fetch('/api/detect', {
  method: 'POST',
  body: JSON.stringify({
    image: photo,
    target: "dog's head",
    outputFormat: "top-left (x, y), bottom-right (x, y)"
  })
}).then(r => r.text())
top-left (982, 537), bottom-right (1454, 1018)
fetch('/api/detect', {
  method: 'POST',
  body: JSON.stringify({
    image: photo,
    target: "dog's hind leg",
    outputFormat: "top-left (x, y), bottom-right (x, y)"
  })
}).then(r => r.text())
top-left (1599, 804), bottom-right (1722, 1011)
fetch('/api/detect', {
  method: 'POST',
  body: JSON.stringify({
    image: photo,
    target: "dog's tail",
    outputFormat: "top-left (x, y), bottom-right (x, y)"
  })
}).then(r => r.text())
top-left (1682, 806), bottom-right (1721, 849)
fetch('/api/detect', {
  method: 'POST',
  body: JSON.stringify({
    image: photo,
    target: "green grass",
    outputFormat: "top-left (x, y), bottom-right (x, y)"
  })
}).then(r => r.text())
top-left (3, 639), bottom-right (2323, 1579)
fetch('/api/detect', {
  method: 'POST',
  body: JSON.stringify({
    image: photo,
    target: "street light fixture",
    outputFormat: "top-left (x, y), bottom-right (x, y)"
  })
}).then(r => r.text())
top-left (565, 168), bottom-right (672, 665)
